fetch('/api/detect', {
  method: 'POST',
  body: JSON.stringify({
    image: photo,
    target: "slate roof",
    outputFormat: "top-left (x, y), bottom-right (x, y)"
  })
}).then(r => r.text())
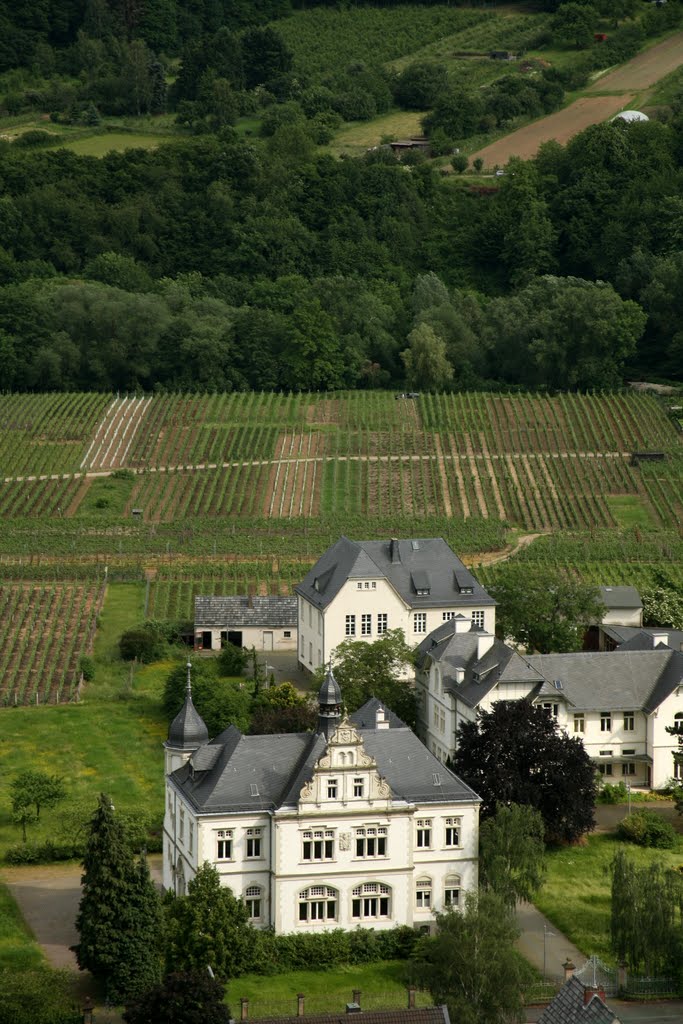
top-left (599, 585), bottom-right (642, 610)
top-left (169, 699), bottom-right (480, 814)
top-left (418, 620), bottom-right (683, 714)
top-left (537, 977), bottom-right (619, 1024)
top-left (195, 595), bottom-right (297, 628)
top-left (295, 537), bottom-right (494, 612)
top-left (602, 625), bottom-right (683, 652)
top-left (167, 689), bottom-right (209, 750)
top-left (248, 1009), bottom-right (451, 1024)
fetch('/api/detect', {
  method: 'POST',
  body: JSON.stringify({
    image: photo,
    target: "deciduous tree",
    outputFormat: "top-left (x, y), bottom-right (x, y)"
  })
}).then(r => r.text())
top-left (479, 804), bottom-right (546, 907)
top-left (321, 629), bottom-right (417, 728)
top-left (123, 970), bottom-right (231, 1024)
top-left (452, 700), bottom-right (596, 843)
top-left (413, 891), bottom-right (532, 1024)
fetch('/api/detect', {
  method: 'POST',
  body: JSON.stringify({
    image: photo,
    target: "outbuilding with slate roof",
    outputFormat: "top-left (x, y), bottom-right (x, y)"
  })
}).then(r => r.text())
top-left (163, 670), bottom-right (480, 934)
top-left (295, 536), bottom-right (494, 675)
top-left (194, 595), bottom-right (297, 652)
top-left (416, 614), bottom-right (683, 788)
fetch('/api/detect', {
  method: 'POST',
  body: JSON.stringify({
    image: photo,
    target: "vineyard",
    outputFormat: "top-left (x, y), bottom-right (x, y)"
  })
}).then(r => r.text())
top-left (0, 582), bottom-right (103, 706)
top-left (0, 389), bottom-right (680, 703)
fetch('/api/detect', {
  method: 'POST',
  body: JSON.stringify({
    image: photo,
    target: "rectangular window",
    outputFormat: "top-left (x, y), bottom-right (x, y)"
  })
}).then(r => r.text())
top-left (188, 823), bottom-right (194, 855)
top-left (300, 634), bottom-right (305, 656)
top-left (361, 614), bottom-right (372, 636)
top-left (284, 630), bottom-right (291, 638)
top-left (416, 819), bottom-right (432, 849)
top-left (355, 826), bottom-right (387, 858)
top-left (309, 604), bottom-right (312, 627)
top-left (327, 779), bottom-right (338, 799)
top-left (309, 641), bottom-right (312, 664)
top-left (179, 806), bottom-right (185, 845)
top-left (246, 828), bottom-right (262, 858)
top-left (598, 763), bottom-right (613, 776)
top-left (372, 582), bottom-right (377, 590)
top-left (623, 712), bottom-right (635, 731)
top-left (574, 714), bottom-right (585, 734)
top-left (245, 886), bottom-right (261, 920)
top-left (444, 817), bottom-right (460, 847)
top-left (442, 611), bottom-right (455, 621)
top-left (357, 582), bottom-right (363, 590)
top-left (216, 830), bottom-right (233, 860)
top-left (377, 613), bottom-right (388, 635)
top-left (622, 763), bottom-right (636, 776)
top-left (416, 880), bottom-right (432, 909)
top-left (345, 615), bottom-right (356, 637)
top-left (353, 778), bottom-right (364, 797)
top-left (444, 885), bottom-right (460, 908)
top-left (364, 581), bottom-right (370, 589)
top-left (542, 702), bottom-right (559, 719)
top-left (601, 712), bottom-right (612, 732)
top-left (471, 611), bottom-right (485, 629)
top-left (302, 829), bottom-right (335, 861)
top-left (414, 612), bottom-right (427, 634)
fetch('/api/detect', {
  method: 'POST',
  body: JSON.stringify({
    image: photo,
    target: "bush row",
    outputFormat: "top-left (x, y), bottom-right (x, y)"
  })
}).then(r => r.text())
top-left (245, 925), bottom-right (420, 976)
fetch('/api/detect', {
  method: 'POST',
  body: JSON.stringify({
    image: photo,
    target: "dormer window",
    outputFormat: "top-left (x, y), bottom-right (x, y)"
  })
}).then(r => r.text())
top-left (411, 571), bottom-right (430, 596)
top-left (454, 570), bottom-right (474, 594)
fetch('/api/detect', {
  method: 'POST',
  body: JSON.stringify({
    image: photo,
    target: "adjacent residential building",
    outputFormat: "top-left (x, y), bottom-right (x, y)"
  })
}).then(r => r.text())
top-left (163, 665), bottom-right (480, 934)
top-left (194, 595), bottom-right (297, 652)
top-left (416, 615), bottom-right (683, 788)
top-left (538, 976), bottom-right (621, 1024)
top-left (294, 537), bottom-right (495, 674)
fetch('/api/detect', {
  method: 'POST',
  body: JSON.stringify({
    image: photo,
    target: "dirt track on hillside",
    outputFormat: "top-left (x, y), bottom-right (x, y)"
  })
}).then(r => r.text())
top-left (589, 31), bottom-right (683, 92)
top-left (471, 94), bottom-right (634, 167)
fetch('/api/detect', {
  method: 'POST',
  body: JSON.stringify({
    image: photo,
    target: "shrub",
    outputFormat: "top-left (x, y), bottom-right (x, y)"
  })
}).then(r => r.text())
top-left (12, 129), bottom-right (54, 148)
top-left (79, 654), bottom-right (95, 681)
top-left (218, 642), bottom-right (247, 676)
top-left (5, 840), bottom-right (83, 865)
top-left (598, 781), bottom-right (628, 804)
top-left (120, 627), bottom-right (165, 663)
top-left (618, 810), bottom-right (678, 849)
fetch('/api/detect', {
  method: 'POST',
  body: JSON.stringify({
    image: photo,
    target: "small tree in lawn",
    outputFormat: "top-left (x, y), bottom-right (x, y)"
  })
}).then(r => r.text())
top-left (479, 803), bottom-right (545, 908)
top-left (123, 970), bottom-right (231, 1024)
top-left (164, 863), bottom-right (255, 982)
top-left (452, 700), bottom-right (596, 843)
top-left (73, 794), bottom-right (162, 1004)
top-left (413, 890), bottom-right (532, 1024)
top-left (11, 769), bottom-right (65, 823)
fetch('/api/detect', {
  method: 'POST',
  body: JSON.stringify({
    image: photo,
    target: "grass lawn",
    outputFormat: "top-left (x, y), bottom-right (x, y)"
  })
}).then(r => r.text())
top-left (0, 882), bottom-right (45, 971)
top-left (331, 111), bottom-right (425, 157)
top-left (605, 495), bottom-right (654, 529)
top-left (53, 131), bottom-right (168, 156)
top-left (0, 584), bottom-right (174, 857)
top-left (534, 833), bottom-right (683, 962)
top-left (77, 474), bottom-right (136, 519)
top-left (231, 961), bottom-right (431, 1016)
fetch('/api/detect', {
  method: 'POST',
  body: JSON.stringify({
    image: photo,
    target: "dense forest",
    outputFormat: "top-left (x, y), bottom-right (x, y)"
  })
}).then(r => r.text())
top-left (0, 0), bottom-right (682, 392)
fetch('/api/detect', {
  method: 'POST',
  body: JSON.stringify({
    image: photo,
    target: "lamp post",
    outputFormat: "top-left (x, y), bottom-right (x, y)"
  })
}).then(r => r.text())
top-left (543, 924), bottom-right (555, 982)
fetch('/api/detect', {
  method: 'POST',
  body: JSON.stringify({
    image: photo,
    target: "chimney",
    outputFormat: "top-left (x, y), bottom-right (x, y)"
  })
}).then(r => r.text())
top-left (477, 633), bottom-right (495, 659)
top-left (390, 538), bottom-right (401, 564)
top-left (297, 994), bottom-right (305, 1017)
top-left (454, 667), bottom-right (465, 684)
top-left (376, 707), bottom-right (390, 729)
top-left (240, 999), bottom-right (249, 1021)
top-left (563, 959), bottom-right (575, 981)
top-left (352, 990), bottom-right (362, 1007)
top-left (583, 987), bottom-right (606, 1007)
top-left (247, 594), bottom-right (254, 609)
top-left (651, 632), bottom-right (669, 647)
top-left (453, 615), bottom-right (470, 634)
top-left (407, 986), bottom-right (416, 1009)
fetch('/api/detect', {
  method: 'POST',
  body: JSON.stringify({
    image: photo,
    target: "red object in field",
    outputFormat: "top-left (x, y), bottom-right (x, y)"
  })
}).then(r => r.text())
top-left (594, 32), bottom-right (608, 41)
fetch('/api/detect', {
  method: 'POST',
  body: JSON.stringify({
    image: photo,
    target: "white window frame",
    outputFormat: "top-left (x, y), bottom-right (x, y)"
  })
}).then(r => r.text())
top-left (246, 827), bottom-right (262, 858)
top-left (361, 613), bottom-right (372, 636)
top-left (416, 818), bottom-right (432, 849)
top-left (245, 885), bottom-right (262, 920)
top-left (302, 829), bottom-right (335, 862)
top-left (377, 613), bottom-right (388, 635)
top-left (298, 885), bottom-right (338, 923)
top-left (623, 711), bottom-right (635, 731)
top-left (444, 874), bottom-right (461, 908)
top-left (216, 829), bottom-right (233, 860)
top-left (471, 610), bottom-right (485, 629)
top-left (416, 877), bottom-right (432, 910)
top-left (345, 615), bottom-right (356, 637)
top-left (574, 714), bottom-right (585, 734)
top-left (414, 612), bottom-right (427, 634)
top-left (444, 817), bottom-right (460, 848)
top-left (601, 711), bottom-right (612, 732)
top-left (353, 777), bottom-right (364, 797)
top-left (355, 826), bottom-right (387, 859)
top-left (351, 882), bottom-right (391, 920)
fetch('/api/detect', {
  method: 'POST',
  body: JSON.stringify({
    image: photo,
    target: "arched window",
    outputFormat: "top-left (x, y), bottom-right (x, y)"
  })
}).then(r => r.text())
top-left (351, 882), bottom-right (391, 920)
top-left (444, 874), bottom-right (461, 908)
top-left (416, 877), bottom-right (432, 910)
top-left (298, 885), bottom-right (338, 923)
top-left (245, 885), bottom-right (262, 921)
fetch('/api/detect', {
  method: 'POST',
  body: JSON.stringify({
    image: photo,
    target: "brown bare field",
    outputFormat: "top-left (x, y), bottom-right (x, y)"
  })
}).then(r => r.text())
top-left (589, 32), bottom-right (683, 92)
top-left (471, 94), bottom-right (634, 166)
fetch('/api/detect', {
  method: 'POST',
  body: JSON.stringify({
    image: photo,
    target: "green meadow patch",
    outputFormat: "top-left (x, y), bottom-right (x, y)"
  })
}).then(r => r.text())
top-left (606, 495), bottom-right (654, 529)
top-left (534, 833), bottom-right (683, 962)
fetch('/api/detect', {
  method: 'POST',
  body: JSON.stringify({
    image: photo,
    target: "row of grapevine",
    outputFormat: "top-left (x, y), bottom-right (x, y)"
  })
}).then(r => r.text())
top-left (0, 583), bottom-right (102, 705)
top-left (0, 393), bottom-right (110, 476)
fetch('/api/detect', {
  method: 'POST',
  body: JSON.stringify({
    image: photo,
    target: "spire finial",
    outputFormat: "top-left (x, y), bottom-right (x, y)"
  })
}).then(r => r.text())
top-left (186, 660), bottom-right (192, 697)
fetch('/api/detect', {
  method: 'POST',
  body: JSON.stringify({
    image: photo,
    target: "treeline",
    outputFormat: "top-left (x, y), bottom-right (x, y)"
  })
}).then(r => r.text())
top-left (1, 110), bottom-right (683, 391)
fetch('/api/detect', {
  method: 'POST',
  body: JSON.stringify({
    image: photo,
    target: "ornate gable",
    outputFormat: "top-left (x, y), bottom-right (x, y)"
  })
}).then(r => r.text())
top-left (299, 716), bottom-right (391, 805)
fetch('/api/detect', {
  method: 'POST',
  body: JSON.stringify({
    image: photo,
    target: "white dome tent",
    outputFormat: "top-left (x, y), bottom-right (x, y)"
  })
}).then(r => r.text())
top-left (611, 109), bottom-right (650, 123)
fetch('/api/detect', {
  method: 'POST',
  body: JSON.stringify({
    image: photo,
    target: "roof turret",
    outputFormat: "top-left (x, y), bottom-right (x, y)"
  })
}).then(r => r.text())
top-left (318, 667), bottom-right (342, 738)
top-left (167, 661), bottom-right (209, 750)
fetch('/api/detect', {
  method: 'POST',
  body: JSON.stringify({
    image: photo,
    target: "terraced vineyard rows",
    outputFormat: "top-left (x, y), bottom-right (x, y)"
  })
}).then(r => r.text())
top-left (0, 583), bottom-right (103, 705)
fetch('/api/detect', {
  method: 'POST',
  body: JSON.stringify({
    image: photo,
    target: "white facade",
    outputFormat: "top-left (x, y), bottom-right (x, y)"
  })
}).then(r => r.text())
top-left (195, 624), bottom-right (296, 652)
top-left (416, 635), bottom-right (683, 790)
top-left (164, 711), bottom-right (480, 933)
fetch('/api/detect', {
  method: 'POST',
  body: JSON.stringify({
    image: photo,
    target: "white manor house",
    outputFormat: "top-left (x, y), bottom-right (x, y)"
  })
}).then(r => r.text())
top-left (163, 666), bottom-right (480, 934)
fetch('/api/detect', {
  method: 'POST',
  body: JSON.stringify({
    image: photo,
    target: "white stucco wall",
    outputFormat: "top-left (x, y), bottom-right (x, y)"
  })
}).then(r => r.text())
top-left (196, 626), bottom-right (297, 652)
